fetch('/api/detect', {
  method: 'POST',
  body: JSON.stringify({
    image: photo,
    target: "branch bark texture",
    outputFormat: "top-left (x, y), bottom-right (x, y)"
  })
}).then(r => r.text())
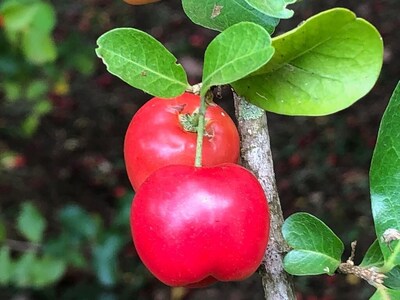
top-left (233, 93), bottom-right (296, 300)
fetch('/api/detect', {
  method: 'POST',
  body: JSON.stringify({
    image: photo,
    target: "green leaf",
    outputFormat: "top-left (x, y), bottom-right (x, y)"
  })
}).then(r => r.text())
top-left (3, 81), bottom-right (22, 101)
top-left (12, 251), bottom-right (35, 287)
top-left (17, 202), bottom-right (46, 243)
top-left (182, 0), bottom-right (279, 33)
top-left (202, 22), bottom-right (274, 95)
top-left (0, 246), bottom-right (12, 285)
top-left (26, 80), bottom-right (49, 100)
top-left (21, 115), bottom-right (40, 137)
top-left (31, 256), bottom-right (66, 287)
top-left (0, 0), bottom-right (55, 32)
top-left (45, 236), bottom-right (87, 268)
top-left (232, 8), bottom-right (383, 116)
top-left (58, 205), bottom-right (100, 240)
top-left (370, 81), bottom-right (400, 268)
top-left (29, 2), bottom-right (56, 34)
top-left (92, 234), bottom-right (125, 287)
top-left (22, 30), bottom-right (57, 64)
top-left (244, 0), bottom-right (296, 19)
top-left (0, 0), bottom-right (38, 32)
top-left (360, 240), bottom-right (385, 268)
top-left (384, 266), bottom-right (400, 290)
top-left (96, 28), bottom-right (188, 98)
top-left (370, 288), bottom-right (400, 300)
top-left (282, 212), bottom-right (344, 275)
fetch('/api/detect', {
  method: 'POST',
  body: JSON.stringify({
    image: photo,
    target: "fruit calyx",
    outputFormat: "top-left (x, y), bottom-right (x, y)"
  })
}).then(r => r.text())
top-left (179, 111), bottom-right (213, 138)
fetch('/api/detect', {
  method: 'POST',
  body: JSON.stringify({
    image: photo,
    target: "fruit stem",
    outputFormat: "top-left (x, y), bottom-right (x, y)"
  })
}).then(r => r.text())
top-left (194, 91), bottom-right (212, 167)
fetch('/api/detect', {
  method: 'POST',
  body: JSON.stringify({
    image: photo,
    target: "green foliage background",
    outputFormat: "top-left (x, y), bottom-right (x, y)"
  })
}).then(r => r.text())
top-left (1, 0), bottom-right (399, 299)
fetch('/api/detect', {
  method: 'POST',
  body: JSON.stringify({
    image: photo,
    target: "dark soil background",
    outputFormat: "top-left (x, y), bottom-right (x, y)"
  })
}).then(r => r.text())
top-left (1, 0), bottom-right (399, 299)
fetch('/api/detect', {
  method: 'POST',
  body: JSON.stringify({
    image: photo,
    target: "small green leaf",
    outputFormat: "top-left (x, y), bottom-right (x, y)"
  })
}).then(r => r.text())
top-left (12, 251), bottom-right (35, 287)
top-left (26, 80), bottom-right (49, 101)
top-left (93, 234), bottom-right (125, 287)
top-left (45, 236), bottom-right (87, 268)
top-left (3, 81), bottom-right (22, 101)
top-left (384, 266), bottom-right (400, 290)
top-left (370, 81), bottom-right (400, 268)
top-left (360, 240), bottom-right (385, 268)
top-left (370, 287), bottom-right (400, 300)
top-left (244, 0), bottom-right (296, 19)
top-left (182, 0), bottom-right (279, 33)
top-left (96, 28), bottom-right (188, 98)
top-left (202, 22), bottom-right (274, 95)
top-left (1, 1), bottom-right (57, 64)
top-left (31, 256), bottom-right (66, 287)
top-left (58, 205), bottom-right (100, 240)
top-left (17, 202), bottom-right (46, 243)
top-left (282, 212), bottom-right (344, 275)
top-left (29, 2), bottom-right (56, 34)
top-left (22, 30), bottom-right (57, 64)
top-left (21, 115), bottom-right (40, 137)
top-left (0, 0), bottom-right (38, 32)
top-left (232, 8), bottom-right (383, 116)
top-left (0, 246), bottom-right (12, 285)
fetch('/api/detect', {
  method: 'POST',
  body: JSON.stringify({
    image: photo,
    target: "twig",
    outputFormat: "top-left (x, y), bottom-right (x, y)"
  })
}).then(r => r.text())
top-left (337, 240), bottom-right (387, 287)
top-left (233, 93), bottom-right (296, 300)
top-left (4, 239), bottom-right (41, 252)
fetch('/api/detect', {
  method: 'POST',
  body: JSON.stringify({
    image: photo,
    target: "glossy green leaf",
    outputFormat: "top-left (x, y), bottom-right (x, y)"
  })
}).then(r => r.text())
top-left (370, 288), bottom-right (400, 300)
top-left (282, 212), bottom-right (344, 275)
top-left (244, 0), bottom-right (296, 19)
top-left (93, 234), bottom-right (125, 286)
top-left (202, 22), bottom-right (274, 95)
top-left (232, 8), bottom-right (383, 116)
top-left (31, 256), bottom-right (66, 287)
top-left (0, 246), bottom-right (12, 285)
top-left (370, 81), bottom-right (400, 268)
top-left (17, 202), bottom-right (46, 243)
top-left (384, 266), bottom-right (400, 290)
top-left (182, 0), bottom-right (279, 33)
top-left (96, 28), bottom-right (188, 98)
top-left (360, 239), bottom-right (384, 268)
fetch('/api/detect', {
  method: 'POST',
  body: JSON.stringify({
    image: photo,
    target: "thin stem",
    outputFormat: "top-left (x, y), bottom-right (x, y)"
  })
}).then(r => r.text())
top-left (5, 239), bottom-right (41, 252)
top-left (194, 93), bottom-right (208, 167)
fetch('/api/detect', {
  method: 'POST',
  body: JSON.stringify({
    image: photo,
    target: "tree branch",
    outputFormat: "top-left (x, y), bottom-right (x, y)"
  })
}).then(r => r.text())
top-left (233, 93), bottom-right (296, 300)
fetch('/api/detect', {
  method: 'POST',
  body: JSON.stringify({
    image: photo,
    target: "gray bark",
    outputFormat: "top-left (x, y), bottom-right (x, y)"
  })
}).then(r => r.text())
top-left (233, 93), bottom-right (296, 300)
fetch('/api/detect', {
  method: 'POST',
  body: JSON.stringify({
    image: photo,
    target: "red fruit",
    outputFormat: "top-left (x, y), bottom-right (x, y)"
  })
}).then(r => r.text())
top-left (124, 93), bottom-right (240, 190)
top-left (130, 164), bottom-right (270, 287)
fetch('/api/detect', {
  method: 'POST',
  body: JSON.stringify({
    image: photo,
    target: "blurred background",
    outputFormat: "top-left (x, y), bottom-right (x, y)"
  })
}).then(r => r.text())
top-left (0, 0), bottom-right (399, 299)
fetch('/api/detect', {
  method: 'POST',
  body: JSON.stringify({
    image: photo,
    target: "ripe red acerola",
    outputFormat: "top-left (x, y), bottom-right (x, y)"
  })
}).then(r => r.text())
top-left (130, 163), bottom-right (270, 287)
top-left (124, 93), bottom-right (240, 190)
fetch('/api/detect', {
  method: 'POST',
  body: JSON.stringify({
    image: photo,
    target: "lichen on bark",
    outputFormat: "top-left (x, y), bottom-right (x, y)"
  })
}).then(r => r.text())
top-left (233, 92), bottom-right (296, 300)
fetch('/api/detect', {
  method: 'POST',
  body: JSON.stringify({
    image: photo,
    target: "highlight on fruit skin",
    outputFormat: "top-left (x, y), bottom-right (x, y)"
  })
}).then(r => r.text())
top-left (123, 0), bottom-right (161, 5)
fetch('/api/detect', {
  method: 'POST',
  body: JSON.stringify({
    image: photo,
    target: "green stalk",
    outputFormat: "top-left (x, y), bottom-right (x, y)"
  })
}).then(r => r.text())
top-left (194, 94), bottom-right (208, 167)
